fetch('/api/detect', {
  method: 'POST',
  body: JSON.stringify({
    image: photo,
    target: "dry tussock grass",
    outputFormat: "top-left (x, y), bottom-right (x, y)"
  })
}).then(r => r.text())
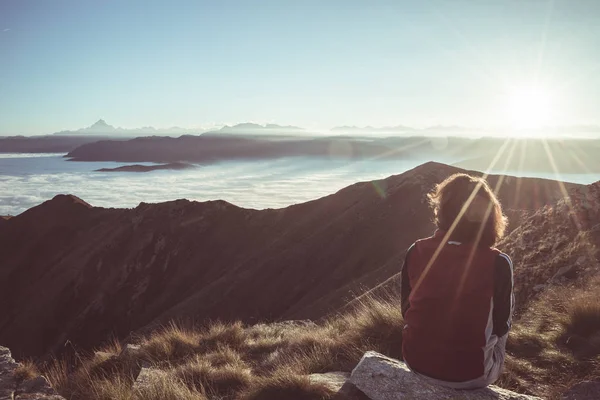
top-left (174, 356), bottom-right (253, 398)
top-left (42, 285), bottom-right (600, 400)
top-left (44, 357), bottom-right (71, 395)
top-left (261, 293), bottom-right (404, 376)
top-left (204, 345), bottom-right (246, 368)
top-left (237, 370), bottom-right (335, 400)
top-left (140, 322), bottom-right (200, 364)
top-left (198, 321), bottom-right (247, 353)
top-left (563, 294), bottom-right (600, 348)
top-left (44, 339), bottom-right (139, 399)
top-left (131, 373), bottom-right (207, 400)
top-left (43, 293), bottom-right (402, 399)
top-left (88, 376), bottom-right (133, 400)
top-left (89, 373), bottom-right (208, 400)
top-left (499, 279), bottom-right (600, 399)
top-left (13, 359), bottom-right (40, 382)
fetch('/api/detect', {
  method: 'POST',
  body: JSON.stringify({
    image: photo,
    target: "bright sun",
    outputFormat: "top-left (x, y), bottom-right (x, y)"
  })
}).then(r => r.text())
top-left (505, 85), bottom-right (554, 130)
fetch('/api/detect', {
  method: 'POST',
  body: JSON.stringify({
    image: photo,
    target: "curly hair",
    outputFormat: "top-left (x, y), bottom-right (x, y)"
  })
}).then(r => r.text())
top-left (428, 173), bottom-right (507, 247)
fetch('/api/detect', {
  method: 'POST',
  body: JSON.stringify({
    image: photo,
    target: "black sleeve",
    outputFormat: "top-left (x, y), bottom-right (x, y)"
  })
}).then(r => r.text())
top-left (492, 253), bottom-right (514, 337)
top-left (400, 244), bottom-right (416, 318)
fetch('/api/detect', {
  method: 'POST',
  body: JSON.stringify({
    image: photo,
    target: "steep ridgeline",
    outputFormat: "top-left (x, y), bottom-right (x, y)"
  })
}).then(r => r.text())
top-left (0, 163), bottom-right (581, 358)
top-left (498, 180), bottom-right (600, 311)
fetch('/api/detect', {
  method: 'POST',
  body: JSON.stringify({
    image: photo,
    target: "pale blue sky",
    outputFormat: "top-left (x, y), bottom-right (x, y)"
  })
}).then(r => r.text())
top-left (1, 0), bottom-right (600, 135)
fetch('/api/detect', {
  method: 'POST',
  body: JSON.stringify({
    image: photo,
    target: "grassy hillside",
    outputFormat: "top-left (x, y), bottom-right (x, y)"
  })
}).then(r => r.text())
top-left (31, 283), bottom-right (599, 400)
top-left (4, 166), bottom-right (599, 399)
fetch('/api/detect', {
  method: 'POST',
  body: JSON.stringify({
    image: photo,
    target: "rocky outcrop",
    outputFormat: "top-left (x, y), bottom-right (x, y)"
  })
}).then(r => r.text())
top-left (350, 351), bottom-right (541, 400)
top-left (0, 346), bottom-right (64, 400)
top-left (0, 347), bottom-right (18, 400)
top-left (498, 181), bottom-right (600, 309)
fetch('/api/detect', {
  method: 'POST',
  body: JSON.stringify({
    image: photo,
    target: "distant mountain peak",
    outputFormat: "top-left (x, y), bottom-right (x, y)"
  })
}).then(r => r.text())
top-left (52, 121), bottom-right (206, 136)
top-left (82, 119), bottom-right (116, 132)
top-left (49, 194), bottom-right (92, 208)
top-left (93, 119), bottom-right (109, 127)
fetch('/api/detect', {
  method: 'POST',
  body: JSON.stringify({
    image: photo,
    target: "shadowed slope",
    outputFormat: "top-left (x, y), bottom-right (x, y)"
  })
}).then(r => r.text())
top-left (0, 162), bottom-right (581, 358)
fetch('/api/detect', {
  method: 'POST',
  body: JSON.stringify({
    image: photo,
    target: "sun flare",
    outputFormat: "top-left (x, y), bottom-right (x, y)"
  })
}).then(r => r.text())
top-left (505, 85), bottom-right (554, 131)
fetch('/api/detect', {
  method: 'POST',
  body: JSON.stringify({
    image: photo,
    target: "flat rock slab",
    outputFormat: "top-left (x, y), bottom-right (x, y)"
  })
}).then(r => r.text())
top-left (350, 351), bottom-right (541, 400)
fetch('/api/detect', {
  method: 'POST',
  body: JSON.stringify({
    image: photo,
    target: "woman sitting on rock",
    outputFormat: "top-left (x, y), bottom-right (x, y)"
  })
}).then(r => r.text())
top-left (400, 173), bottom-right (514, 389)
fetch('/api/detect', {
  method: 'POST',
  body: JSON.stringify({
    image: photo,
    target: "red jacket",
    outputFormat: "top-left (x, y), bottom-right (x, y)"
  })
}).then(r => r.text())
top-left (401, 230), bottom-right (513, 382)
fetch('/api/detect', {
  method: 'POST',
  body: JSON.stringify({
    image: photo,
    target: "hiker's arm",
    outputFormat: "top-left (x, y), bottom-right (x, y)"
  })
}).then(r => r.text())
top-left (400, 244), bottom-right (415, 318)
top-left (492, 253), bottom-right (514, 337)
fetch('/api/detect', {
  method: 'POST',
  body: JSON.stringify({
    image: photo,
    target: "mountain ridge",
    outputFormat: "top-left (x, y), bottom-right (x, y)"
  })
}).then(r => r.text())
top-left (0, 162), bottom-right (583, 359)
top-left (63, 135), bottom-right (600, 175)
top-left (52, 119), bottom-right (203, 137)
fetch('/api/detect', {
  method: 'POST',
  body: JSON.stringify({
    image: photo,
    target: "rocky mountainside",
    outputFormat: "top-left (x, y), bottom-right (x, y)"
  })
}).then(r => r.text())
top-left (498, 181), bottom-right (600, 313)
top-left (0, 162), bottom-right (583, 359)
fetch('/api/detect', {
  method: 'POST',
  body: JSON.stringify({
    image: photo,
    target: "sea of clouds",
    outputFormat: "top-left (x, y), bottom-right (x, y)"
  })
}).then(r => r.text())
top-left (2, 153), bottom-right (599, 216)
top-left (0, 154), bottom-right (422, 215)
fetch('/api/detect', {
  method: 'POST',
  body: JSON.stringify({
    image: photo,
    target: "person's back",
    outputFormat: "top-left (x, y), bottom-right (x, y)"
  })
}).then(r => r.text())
top-left (400, 173), bottom-right (514, 389)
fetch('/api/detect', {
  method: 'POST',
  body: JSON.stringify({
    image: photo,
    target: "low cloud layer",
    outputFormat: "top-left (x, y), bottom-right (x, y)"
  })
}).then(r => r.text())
top-left (0, 156), bottom-right (418, 215)
top-left (2, 155), bottom-right (599, 216)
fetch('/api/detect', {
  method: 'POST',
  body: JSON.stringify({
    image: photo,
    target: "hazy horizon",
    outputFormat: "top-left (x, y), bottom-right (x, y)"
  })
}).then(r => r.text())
top-left (2, 1), bottom-right (600, 136)
top-left (5, 118), bottom-right (600, 138)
